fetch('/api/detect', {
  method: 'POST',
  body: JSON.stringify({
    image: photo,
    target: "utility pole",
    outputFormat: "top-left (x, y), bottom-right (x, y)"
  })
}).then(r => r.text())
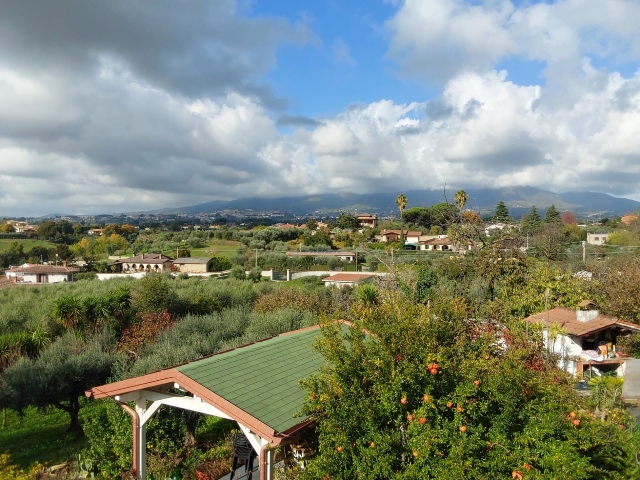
top-left (355, 248), bottom-right (358, 272)
top-left (582, 240), bottom-right (586, 263)
top-left (255, 248), bottom-right (258, 269)
top-left (545, 287), bottom-right (550, 352)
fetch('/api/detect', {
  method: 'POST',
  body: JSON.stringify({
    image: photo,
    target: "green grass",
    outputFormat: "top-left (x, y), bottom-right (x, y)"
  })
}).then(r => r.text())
top-left (0, 403), bottom-right (100, 470)
top-left (190, 241), bottom-right (242, 259)
top-left (0, 239), bottom-right (54, 254)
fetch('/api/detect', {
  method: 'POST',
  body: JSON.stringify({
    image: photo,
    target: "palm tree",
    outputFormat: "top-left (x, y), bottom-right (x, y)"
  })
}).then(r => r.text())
top-left (396, 193), bottom-right (408, 246)
top-left (52, 295), bottom-right (84, 330)
top-left (454, 189), bottom-right (468, 212)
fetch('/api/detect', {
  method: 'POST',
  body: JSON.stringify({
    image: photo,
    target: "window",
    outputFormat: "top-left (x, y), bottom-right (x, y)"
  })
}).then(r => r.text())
top-left (594, 237), bottom-right (599, 241)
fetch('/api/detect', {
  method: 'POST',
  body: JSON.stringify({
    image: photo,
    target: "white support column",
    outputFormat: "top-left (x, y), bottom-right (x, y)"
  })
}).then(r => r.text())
top-left (237, 423), bottom-right (264, 454)
top-left (135, 399), bottom-right (147, 480)
top-left (265, 446), bottom-right (275, 480)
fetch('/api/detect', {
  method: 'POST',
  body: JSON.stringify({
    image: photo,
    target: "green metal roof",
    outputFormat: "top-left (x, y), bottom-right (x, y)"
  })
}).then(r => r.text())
top-left (176, 327), bottom-right (324, 434)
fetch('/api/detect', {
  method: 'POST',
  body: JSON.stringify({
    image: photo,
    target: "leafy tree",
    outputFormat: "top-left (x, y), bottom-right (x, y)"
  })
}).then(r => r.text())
top-left (0, 332), bottom-right (119, 432)
top-left (132, 273), bottom-right (178, 314)
top-left (607, 231), bottom-right (640, 246)
top-left (299, 292), bottom-right (640, 479)
top-left (303, 228), bottom-right (333, 248)
top-left (0, 220), bottom-right (15, 233)
top-left (336, 213), bottom-right (358, 230)
top-left (306, 217), bottom-right (318, 230)
top-left (544, 205), bottom-right (562, 224)
top-left (562, 211), bottom-right (578, 225)
top-left (402, 207), bottom-right (431, 228)
top-left (230, 265), bottom-right (246, 280)
top-left (428, 203), bottom-right (459, 230)
top-left (28, 246), bottom-right (50, 263)
top-left (532, 223), bottom-right (568, 264)
top-left (177, 246), bottom-right (191, 258)
top-left (492, 201), bottom-right (510, 222)
top-left (53, 243), bottom-right (75, 262)
top-left (210, 255), bottom-right (232, 271)
top-left (71, 237), bottom-right (100, 264)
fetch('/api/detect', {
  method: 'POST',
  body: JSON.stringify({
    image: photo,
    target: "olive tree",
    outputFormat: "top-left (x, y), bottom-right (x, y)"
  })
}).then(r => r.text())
top-left (0, 332), bottom-right (120, 432)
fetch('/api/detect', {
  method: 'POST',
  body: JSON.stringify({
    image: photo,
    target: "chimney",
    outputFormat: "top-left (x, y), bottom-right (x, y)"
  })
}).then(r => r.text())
top-left (576, 300), bottom-right (599, 323)
top-left (62, 261), bottom-right (67, 267)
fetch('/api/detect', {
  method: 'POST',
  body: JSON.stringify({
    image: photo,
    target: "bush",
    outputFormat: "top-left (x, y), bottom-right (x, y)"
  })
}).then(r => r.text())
top-left (298, 292), bottom-right (640, 479)
top-left (74, 272), bottom-right (97, 281)
top-left (210, 255), bottom-right (232, 272)
top-left (230, 265), bottom-right (246, 281)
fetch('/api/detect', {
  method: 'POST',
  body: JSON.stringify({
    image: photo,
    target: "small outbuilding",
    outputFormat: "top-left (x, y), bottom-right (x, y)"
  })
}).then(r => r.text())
top-left (87, 325), bottom-right (339, 480)
top-left (171, 257), bottom-right (213, 273)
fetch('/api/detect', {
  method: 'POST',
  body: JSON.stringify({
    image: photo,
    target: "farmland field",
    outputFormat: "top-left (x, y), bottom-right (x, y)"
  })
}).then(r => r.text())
top-left (190, 240), bottom-right (242, 258)
top-left (0, 239), bottom-right (54, 253)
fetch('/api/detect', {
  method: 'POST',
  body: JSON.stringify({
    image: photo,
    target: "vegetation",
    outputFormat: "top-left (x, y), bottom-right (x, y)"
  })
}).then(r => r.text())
top-left (3, 203), bottom-right (640, 478)
top-left (298, 287), bottom-right (640, 479)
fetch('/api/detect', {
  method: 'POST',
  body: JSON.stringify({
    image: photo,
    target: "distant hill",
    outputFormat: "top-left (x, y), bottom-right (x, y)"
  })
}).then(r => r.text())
top-left (157, 187), bottom-right (640, 218)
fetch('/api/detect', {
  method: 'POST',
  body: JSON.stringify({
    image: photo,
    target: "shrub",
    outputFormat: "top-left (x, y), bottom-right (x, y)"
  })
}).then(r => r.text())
top-left (229, 266), bottom-right (246, 281)
top-left (253, 288), bottom-right (332, 315)
top-left (298, 292), bottom-right (640, 479)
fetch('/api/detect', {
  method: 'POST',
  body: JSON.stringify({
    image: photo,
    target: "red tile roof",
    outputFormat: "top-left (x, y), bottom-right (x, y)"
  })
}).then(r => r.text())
top-left (7, 264), bottom-right (79, 274)
top-left (523, 307), bottom-right (640, 336)
top-left (322, 273), bottom-right (375, 283)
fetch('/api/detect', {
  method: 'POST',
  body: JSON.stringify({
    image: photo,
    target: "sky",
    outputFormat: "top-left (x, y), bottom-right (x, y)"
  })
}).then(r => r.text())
top-left (1, 0), bottom-right (640, 216)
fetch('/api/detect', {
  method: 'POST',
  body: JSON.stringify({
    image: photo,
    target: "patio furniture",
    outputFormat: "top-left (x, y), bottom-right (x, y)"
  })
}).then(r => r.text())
top-left (229, 433), bottom-right (257, 480)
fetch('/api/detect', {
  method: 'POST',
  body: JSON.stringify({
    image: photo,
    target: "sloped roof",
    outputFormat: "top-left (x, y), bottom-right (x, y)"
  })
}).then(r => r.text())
top-left (523, 307), bottom-right (640, 336)
top-left (114, 253), bottom-right (172, 264)
top-left (173, 257), bottom-right (211, 264)
top-left (381, 229), bottom-right (423, 237)
top-left (322, 273), bottom-right (374, 283)
top-left (87, 325), bottom-right (332, 442)
top-left (7, 264), bottom-right (78, 274)
top-left (177, 327), bottom-right (324, 434)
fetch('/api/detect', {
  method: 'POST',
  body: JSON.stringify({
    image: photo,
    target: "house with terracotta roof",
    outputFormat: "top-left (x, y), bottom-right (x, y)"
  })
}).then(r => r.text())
top-left (379, 229), bottom-right (423, 244)
top-left (524, 301), bottom-right (640, 376)
top-left (322, 272), bottom-right (374, 288)
top-left (356, 214), bottom-right (377, 228)
top-left (5, 264), bottom-right (78, 283)
top-left (419, 236), bottom-right (453, 251)
top-left (110, 253), bottom-right (173, 273)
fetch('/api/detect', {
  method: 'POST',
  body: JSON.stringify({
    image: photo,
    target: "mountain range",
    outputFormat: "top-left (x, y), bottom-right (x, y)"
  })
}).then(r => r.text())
top-left (152, 187), bottom-right (640, 218)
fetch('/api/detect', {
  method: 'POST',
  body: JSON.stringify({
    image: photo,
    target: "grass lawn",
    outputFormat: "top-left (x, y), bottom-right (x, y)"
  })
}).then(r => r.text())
top-left (190, 241), bottom-right (242, 259)
top-left (0, 402), bottom-right (100, 470)
top-left (0, 239), bottom-right (54, 254)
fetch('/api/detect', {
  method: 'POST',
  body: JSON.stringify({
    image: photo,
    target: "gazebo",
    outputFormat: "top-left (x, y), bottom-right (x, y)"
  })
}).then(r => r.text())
top-left (87, 326), bottom-right (329, 480)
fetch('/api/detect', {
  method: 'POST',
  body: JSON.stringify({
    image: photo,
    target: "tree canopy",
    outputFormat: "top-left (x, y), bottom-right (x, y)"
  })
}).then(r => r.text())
top-left (0, 333), bottom-right (119, 432)
top-left (299, 289), bottom-right (640, 479)
top-left (492, 201), bottom-right (510, 222)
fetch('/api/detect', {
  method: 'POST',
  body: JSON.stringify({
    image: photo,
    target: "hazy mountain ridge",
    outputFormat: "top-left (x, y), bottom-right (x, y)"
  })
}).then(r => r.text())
top-left (158, 187), bottom-right (640, 217)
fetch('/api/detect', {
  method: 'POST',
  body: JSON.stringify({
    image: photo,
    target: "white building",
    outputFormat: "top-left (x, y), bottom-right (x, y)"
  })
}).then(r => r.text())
top-left (524, 303), bottom-right (640, 376)
top-left (5, 264), bottom-right (78, 284)
top-left (586, 232), bottom-right (610, 245)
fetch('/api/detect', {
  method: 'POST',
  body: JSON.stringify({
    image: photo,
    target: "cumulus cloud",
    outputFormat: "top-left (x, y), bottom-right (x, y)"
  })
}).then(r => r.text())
top-left (0, 0), bottom-right (639, 216)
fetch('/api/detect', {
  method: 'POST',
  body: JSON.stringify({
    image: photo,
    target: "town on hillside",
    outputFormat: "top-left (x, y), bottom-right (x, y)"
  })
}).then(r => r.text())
top-left (2, 194), bottom-right (640, 479)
